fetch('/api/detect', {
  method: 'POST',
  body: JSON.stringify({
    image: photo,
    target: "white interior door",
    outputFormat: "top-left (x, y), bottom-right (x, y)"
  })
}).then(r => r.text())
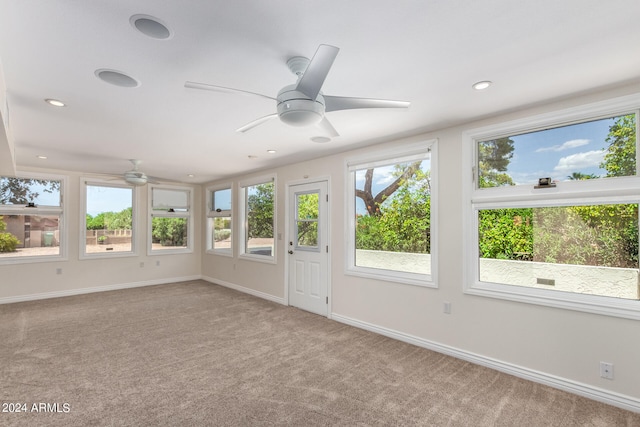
top-left (287, 180), bottom-right (329, 316)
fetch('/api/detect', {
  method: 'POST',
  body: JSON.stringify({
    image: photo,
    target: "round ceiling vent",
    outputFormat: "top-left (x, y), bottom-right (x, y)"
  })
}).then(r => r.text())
top-left (95, 69), bottom-right (140, 88)
top-left (130, 14), bottom-right (172, 40)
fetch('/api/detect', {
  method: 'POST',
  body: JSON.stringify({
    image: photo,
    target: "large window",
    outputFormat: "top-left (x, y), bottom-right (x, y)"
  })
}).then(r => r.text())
top-left (81, 181), bottom-right (135, 258)
top-left (206, 185), bottom-right (232, 256)
top-left (149, 186), bottom-right (192, 254)
top-left (239, 175), bottom-right (275, 262)
top-left (464, 94), bottom-right (640, 319)
top-left (346, 140), bottom-right (437, 286)
top-left (0, 174), bottom-right (65, 263)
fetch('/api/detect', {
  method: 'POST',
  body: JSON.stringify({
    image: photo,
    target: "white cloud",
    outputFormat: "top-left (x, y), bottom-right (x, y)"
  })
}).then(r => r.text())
top-left (535, 139), bottom-right (590, 153)
top-left (553, 150), bottom-right (605, 173)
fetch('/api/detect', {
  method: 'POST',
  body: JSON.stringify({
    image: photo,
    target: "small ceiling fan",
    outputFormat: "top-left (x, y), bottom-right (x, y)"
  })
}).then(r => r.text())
top-left (120, 159), bottom-right (159, 186)
top-left (185, 44), bottom-right (410, 137)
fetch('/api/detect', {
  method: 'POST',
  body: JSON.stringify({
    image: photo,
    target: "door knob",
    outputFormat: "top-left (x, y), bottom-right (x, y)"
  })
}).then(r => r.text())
top-left (288, 250), bottom-right (294, 254)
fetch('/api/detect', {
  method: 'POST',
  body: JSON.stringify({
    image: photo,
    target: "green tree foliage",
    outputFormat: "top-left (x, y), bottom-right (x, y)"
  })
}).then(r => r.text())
top-left (247, 182), bottom-right (274, 239)
top-left (477, 137), bottom-right (515, 188)
top-left (533, 204), bottom-right (638, 268)
top-left (152, 217), bottom-right (187, 246)
top-left (478, 209), bottom-right (533, 260)
top-left (0, 216), bottom-right (21, 252)
top-left (356, 161), bottom-right (423, 216)
top-left (86, 208), bottom-right (132, 230)
top-left (601, 114), bottom-right (636, 177)
top-left (567, 172), bottom-right (597, 180)
top-left (0, 177), bottom-right (60, 204)
top-left (296, 193), bottom-right (319, 246)
top-left (356, 163), bottom-right (431, 253)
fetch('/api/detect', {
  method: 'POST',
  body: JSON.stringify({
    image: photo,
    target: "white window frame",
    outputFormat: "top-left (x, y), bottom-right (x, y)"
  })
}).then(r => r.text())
top-left (345, 139), bottom-right (438, 287)
top-left (462, 93), bottom-right (640, 320)
top-left (0, 172), bottom-right (67, 264)
top-left (206, 183), bottom-right (233, 257)
top-left (80, 178), bottom-right (137, 260)
top-left (148, 184), bottom-right (194, 255)
top-left (239, 174), bottom-right (276, 264)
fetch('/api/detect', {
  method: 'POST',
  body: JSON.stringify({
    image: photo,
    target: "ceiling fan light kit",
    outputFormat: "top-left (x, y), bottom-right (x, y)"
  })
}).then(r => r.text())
top-left (185, 44), bottom-right (410, 138)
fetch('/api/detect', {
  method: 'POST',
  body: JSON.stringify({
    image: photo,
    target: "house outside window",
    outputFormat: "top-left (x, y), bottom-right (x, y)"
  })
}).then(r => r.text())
top-left (0, 173), bottom-right (66, 263)
top-left (81, 180), bottom-right (135, 258)
top-left (463, 94), bottom-right (640, 319)
top-left (206, 185), bottom-right (232, 256)
top-left (149, 185), bottom-right (193, 254)
top-left (346, 140), bottom-right (438, 287)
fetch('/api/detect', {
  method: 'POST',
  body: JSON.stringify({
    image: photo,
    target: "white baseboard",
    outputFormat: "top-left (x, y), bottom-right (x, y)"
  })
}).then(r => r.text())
top-left (201, 275), bottom-right (287, 306)
top-left (0, 275), bottom-right (202, 305)
top-left (331, 313), bottom-right (640, 414)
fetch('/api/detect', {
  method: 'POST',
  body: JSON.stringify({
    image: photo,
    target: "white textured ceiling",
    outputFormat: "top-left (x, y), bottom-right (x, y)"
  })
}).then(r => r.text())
top-left (1, 0), bottom-right (639, 183)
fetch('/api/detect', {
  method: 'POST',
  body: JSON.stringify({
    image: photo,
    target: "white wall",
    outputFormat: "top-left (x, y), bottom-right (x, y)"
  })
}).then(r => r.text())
top-left (0, 168), bottom-right (202, 301)
top-left (202, 84), bottom-right (640, 409)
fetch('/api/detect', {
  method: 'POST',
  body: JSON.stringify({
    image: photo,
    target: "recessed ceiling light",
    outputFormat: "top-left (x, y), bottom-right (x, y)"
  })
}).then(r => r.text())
top-left (95, 69), bottom-right (140, 88)
top-left (45, 99), bottom-right (65, 107)
top-left (187, 174), bottom-right (194, 178)
top-left (311, 136), bottom-right (331, 143)
top-left (248, 155), bottom-right (258, 159)
top-left (130, 14), bottom-right (173, 40)
top-left (472, 81), bottom-right (492, 90)
top-left (36, 155), bottom-right (47, 159)
top-left (267, 150), bottom-right (276, 154)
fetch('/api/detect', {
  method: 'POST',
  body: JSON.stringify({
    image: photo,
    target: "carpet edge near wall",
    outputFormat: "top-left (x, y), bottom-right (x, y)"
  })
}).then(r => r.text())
top-left (331, 313), bottom-right (640, 414)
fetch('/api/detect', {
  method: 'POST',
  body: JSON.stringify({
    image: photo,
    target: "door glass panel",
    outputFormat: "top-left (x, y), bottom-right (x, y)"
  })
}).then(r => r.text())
top-left (296, 192), bottom-right (319, 249)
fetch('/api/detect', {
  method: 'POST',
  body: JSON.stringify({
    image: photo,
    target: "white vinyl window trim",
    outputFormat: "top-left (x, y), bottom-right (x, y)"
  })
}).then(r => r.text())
top-left (0, 172), bottom-right (68, 264)
top-left (462, 93), bottom-right (640, 320)
top-left (79, 179), bottom-right (138, 260)
top-left (148, 184), bottom-right (194, 255)
top-left (238, 174), bottom-right (277, 264)
top-left (206, 183), bottom-right (233, 257)
top-left (344, 139), bottom-right (438, 288)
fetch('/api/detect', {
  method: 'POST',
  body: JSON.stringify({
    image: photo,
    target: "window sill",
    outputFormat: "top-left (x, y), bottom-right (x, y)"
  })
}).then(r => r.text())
top-left (346, 266), bottom-right (436, 288)
top-left (206, 249), bottom-right (233, 257)
top-left (0, 253), bottom-right (67, 265)
top-left (238, 253), bottom-right (276, 264)
top-left (466, 281), bottom-right (640, 320)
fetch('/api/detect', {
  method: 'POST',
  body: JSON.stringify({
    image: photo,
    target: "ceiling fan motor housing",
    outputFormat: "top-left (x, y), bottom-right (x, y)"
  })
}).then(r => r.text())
top-left (277, 84), bottom-right (325, 127)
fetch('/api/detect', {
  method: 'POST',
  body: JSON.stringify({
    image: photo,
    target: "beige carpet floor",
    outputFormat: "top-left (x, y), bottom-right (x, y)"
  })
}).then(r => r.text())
top-left (1, 280), bottom-right (638, 426)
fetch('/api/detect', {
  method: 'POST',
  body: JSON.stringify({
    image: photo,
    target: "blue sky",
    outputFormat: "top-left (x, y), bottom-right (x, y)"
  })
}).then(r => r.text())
top-left (505, 116), bottom-right (617, 184)
top-left (86, 185), bottom-right (132, 216)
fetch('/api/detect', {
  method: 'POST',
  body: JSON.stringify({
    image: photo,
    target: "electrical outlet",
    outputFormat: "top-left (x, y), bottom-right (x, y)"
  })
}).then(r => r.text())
top-left (139, 262), bottom-right (144, 268)
top-left (156, 260), bottom-right (160, 266)
top-left (600, 362), bottom-right (614, 379)
top-left (443, 302), bottom-right (451, 314)
top-left (56, 268), bottom-right (62, 275)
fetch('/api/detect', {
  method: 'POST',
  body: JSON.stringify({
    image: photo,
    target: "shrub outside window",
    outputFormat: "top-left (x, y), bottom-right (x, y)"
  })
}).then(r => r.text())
top-left (346, 140), bottom-right (437, 287)
top-left (207, 185), bottom-right (232, 256)
top-left (0, 174), bottom-right (65, 263)
top-left (464, 94), bottom-right (640, 319)
top-left (81, 181), bottom-right (135, 258)
top-left (149, 186), bottom-right (192, 254)
top-left (239, 176), bottom-right (275, 262)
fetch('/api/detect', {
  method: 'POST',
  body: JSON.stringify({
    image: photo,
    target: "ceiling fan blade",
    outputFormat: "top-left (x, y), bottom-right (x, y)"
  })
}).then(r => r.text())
top-left (185, 81), bottom-right (277, 102)
top-left (236, 113), bottom-right (279, 133)
top-left (316, 116), bottom-right (339, 138)
top-left (324, 96), bottom-right (410, 112)
top-left (294, 44), bottom-right (339, 100)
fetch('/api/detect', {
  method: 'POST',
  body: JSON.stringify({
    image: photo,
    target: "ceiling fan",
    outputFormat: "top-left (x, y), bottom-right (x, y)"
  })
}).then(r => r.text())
top-left (120, 159), bottom-right (159, 186)
top-left (185, 44), bottom-right (410, 137)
